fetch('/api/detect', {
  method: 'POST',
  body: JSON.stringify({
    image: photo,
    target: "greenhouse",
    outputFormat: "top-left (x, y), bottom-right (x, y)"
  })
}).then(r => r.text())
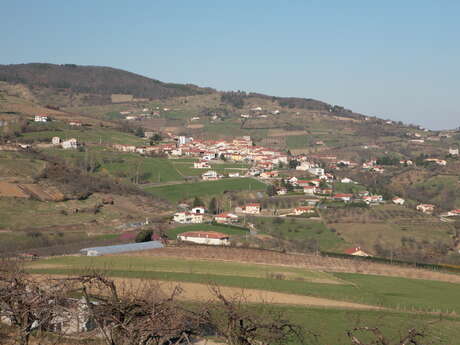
top-left (80, 241), bottom-right (164, 256)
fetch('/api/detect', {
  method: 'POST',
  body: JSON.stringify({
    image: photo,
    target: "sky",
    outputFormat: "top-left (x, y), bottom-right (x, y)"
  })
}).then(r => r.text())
top-left (1, 0), bottom-right (459, 130)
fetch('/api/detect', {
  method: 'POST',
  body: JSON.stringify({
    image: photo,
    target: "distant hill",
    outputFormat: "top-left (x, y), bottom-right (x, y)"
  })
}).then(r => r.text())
top-left (0, 63), bottom-right (215, 106)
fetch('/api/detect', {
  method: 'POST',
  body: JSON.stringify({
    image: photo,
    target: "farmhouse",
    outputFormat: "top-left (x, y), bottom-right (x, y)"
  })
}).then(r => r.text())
top-left (334, 193), bottom-right (353, 202)
top-left (201, 170), bottom-right (220, 181)
top-left (51, 136), bottom-right (61, 145)
top-left (194, 161), bottom-right (211, 169)
top-left (416, 204), bottom-right (435, 214)
top-left (362, 195), bottom-right (383, 205)
top-left (344, 246), bottom-right (371, 257)
top-left (449, 147), bottom-right (459, 156)
top-left (243, 203), bottom-right (261, 214)
top-left (177, 231), bottom-right (230, 246)
top-left (424, 158), bottom-right (447, 166)
top-left (446, 209), bottom-right (460, 217)
top-left (293, 206), bottom-right (315, 215)
top-left (34, 115), bottom-right (49, 122)
top-left (214, 212), bottom-right (239, 224)
top-left (392, 197), bottom-right (405, 205)
top-left (61, 138), bottom-right (78, 150)
top-left (173, 212), bottom-right (203, 224)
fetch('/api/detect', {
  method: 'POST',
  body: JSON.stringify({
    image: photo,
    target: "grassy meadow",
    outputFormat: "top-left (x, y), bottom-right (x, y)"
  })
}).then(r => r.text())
top-left (144, 177), bottom-right (266, 202)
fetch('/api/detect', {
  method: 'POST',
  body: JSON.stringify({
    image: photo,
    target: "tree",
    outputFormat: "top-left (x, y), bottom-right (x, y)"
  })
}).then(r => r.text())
top-left (135, 229), bottom-right (153, 242)
top-left (152, 133), bottom-right (162, 143)
top-left (347, 326), bottom-right (425, 345)
top-left (289, 159), bottom-right (300, 169)
top-left (203, 285), bottom-right (306, 345)
top-left (192, 196), bottom-right (205, 207)
top-left (135, 127), bottom-right (145, 137)
top-left (266, 184), bottom-right (276, 197)
top-left (0, 262), bottom-right (67, 345)
top-left (208, 197), bottom-right (219, 215)
top-left (70, 274), bottom-right (204, 345)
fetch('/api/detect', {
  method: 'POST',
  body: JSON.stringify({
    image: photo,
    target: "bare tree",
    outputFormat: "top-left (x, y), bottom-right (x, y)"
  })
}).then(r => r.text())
top-left (347, 326), bottom-right (425, 345)
top-left (203, 285), bottom-right (308, 345)
top-left (0, 262), bottom-right (66, 345)
top-left (68, 273), bottom-right (205, 345)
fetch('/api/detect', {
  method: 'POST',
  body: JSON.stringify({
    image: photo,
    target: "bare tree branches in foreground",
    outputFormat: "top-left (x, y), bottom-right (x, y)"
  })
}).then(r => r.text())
top-left (0, 262), bottom-right (66, 345)
top-left (347, 326), bottom-right (425, 345)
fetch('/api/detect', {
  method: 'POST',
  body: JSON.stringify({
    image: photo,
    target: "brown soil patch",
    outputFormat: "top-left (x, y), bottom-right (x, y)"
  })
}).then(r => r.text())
top-left (0, 181), bottom-right (29, 198)
top-left (187, 124), bottom-right (204, 129)
top-left (19, 184), bottom-right (64, 201)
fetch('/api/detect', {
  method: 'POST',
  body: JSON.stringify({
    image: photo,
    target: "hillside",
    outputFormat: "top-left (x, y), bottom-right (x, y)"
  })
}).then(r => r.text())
top-left (0, 63), bottom-right (214, 106)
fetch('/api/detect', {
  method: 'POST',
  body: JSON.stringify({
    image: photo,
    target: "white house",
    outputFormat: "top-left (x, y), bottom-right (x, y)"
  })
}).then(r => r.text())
top-left (296, 161), bottom-right (313, 171)
top-left (416, 204), bottom-right (435, 214)
top-left (214, 213), bottom-right (239, 224)
top-left (308, 167), bottom-right (325, 176)
top-left (34, 115), bottom-right (49, 122)
top-left (449, 147), bottom-right (459, 156)
top-left (303, 186), bottom-right (317, 195)
top-left (392, 197), bottom-right (405, 205)
top-left (191, 207), bottom-right (206, 214)
top-left (61, 138), bottom-right (78, 149)
top-left (446, 209), bottom-right (460, 217)
top-left (177, 231), bottom-right (230, 246)
top-left (293, 206), bottom-right (315, 215)
top-left (243, 203), bottom-right (261, 214)
top-left (340, 177), bottom-right (354, 184)
top-left (173, 212), bottom-right (203, 224)
top-left (228, 172), bottom-right (240, 178)
top-left (51, 137), bottom-right (61, 145)
top-left (194, 161), bottom-right (211, 169)
top-left (334, 193), bottom-right (353, 202)
top-left (202, 170), bottom-right (220, 181)
top-left (363, 195), bottom-right (383, 205)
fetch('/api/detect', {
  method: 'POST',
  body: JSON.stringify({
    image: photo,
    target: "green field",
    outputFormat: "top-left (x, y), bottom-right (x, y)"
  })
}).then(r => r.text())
top-left (28, 255), bottom-right (460, 313)
top-left (250, 216), bottom-right (345, 251)
top-left (333, 182), bottom-right (367, 194)
top-left (144, 177), bottom-right (266, 202)
top-left (166, 223), bottom-right (249, 238)
top-left (22, 127), bottom-right (146, 145)
top-left (45, 149), bottom-right (184, 183)
top-left (171, 160), bottom-right (249, 177)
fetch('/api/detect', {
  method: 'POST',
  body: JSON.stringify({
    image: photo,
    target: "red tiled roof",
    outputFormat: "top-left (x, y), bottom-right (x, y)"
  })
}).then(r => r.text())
top-left (178, 231), bottom-right (229, 239)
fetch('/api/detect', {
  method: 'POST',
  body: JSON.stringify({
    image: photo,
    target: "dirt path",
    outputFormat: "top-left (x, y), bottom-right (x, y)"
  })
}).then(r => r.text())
top-left (34, 274), bottom-right (380, 310)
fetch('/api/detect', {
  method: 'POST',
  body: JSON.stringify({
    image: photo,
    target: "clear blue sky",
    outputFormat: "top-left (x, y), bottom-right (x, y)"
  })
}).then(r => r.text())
top-left (1, 0), bottom-right (459, 130)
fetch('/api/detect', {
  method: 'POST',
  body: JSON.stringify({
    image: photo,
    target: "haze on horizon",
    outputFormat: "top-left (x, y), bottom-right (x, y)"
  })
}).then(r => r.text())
top-left (1, 0), bottom-right (459, 130)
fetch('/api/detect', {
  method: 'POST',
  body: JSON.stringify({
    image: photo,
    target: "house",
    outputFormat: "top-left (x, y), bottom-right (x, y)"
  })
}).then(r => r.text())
top-left (69, 120), bottom-right (82, 127)
top-left (362, 195), bottom-right (383, 205)
top-left (296, 161), bottom-right (313, 171)
top-left (173, 212), bottom-right (203, 224)
top-left (287, 177), bottom-right (298, 186)
top-left (201, 170), bottom-right (220, 181)
top-left (392, 197), bottom-right (405, 205)
top-left (194, 161), bottom-right (211, 169)
top-left (424, 158), bottom-right (447, 166)
top-left (243, 203), bottom-right (261, 214)
top-left (340, 177), bottom-right (354, 184)
top-left (277, 188), bottom-right (287, 195)
top-left (293, 206), bottom-right (315, 215)
top-left (214, 212), bottom-right (239, 224)
top-left (61, 138), bottom-right (78, 149)
top-left (334, 193), bottom-right (353, 202)
top-left (344, 246), bottom-right (371, 257)
top-left (303, 186), bottom-right (317, 195)
top-left (177, 231), bottom-right (230, 246)
top-left (228, 172), bottom-right (240, 178)
top-left (416, 204), bottom-right (435, 214)
top-left (449, 147), bottom-right (459, 156)
top-left (260, 171), bottom-right (278, 179)
top-left (446, 209), bottom-right (460, 217)
top-left (308, 167), bottom-right (325, 176)
top-left (51, 137), bottom-right (61, 145)
top-left (191, 207), bottom-right (206, 214)
top-left (34, 115), bottom-right (49, 122)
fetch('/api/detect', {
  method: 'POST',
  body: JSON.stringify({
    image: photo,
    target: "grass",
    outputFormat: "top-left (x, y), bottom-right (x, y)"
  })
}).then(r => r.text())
top-left (28, 255), bottom-right (338, 283)
top-left (144, 178), bottom-right (266, 202)
top-left (21, 127), bottom-right (146, 145)
top-left (166, 223), bottom-right (249, 239)
top-left (251, 217), bottom-right (345, 251)
top-left (44, 149), bottom-right (184, 183)
top-left (28, 255), bottom-right (460, 313)
top-left (171, 160), bottom-right (249, 177)
top-left (0, 151), bottom-right (46, 178)
top-left (282, 306), bottom-right (460, 344)
top-left (333, 182), bottom-right (367, 194)
top-left (286, 135), bottom-right (310, 149)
